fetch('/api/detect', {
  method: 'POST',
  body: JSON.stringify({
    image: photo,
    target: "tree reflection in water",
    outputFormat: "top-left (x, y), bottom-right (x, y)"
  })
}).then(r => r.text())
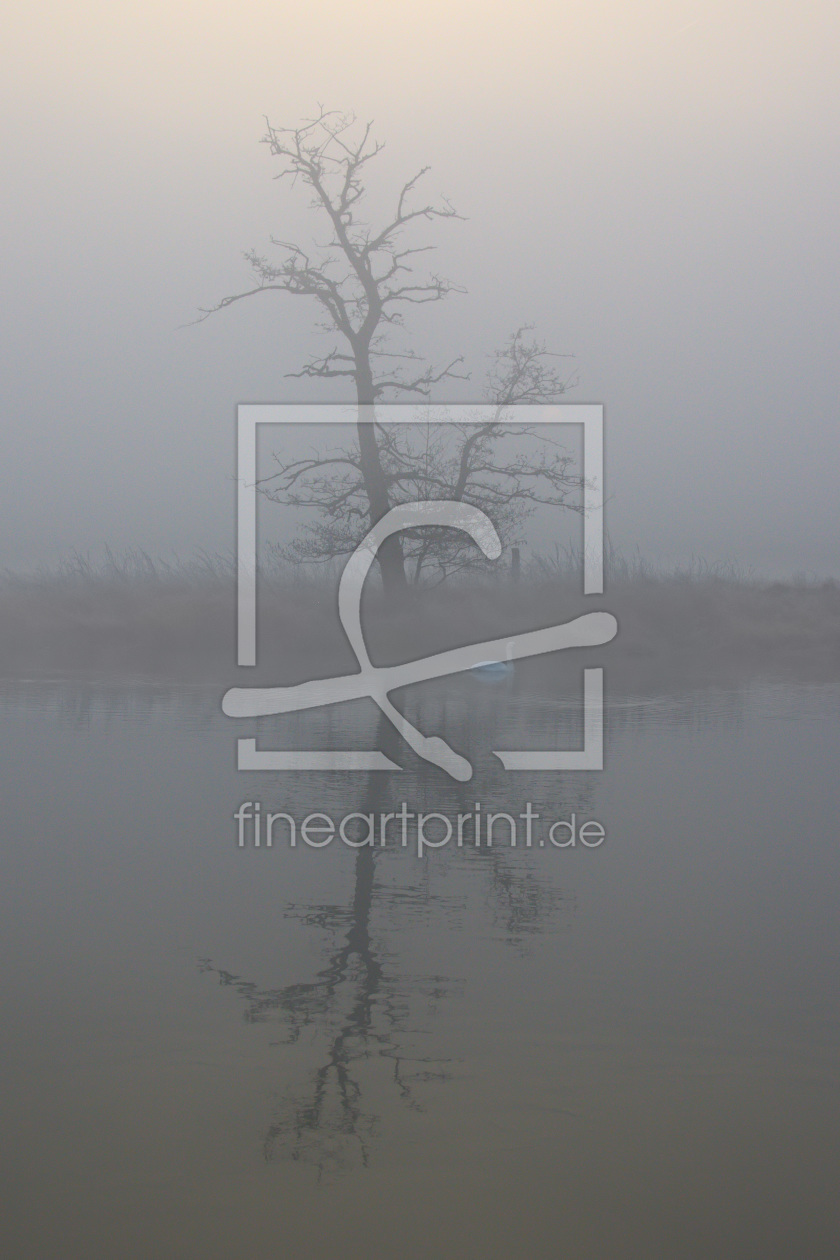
top-left (201, 834), bottom-right (458, 1176)
top-left (201, 714), bottom-right (588, 1176)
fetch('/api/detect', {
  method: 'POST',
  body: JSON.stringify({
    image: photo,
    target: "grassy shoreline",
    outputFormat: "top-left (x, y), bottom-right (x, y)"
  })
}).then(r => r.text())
top-left (2, 552), bottom-right (839, 690)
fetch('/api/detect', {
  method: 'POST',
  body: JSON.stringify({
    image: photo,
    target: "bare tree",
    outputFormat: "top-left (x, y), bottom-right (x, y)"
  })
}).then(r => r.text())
top-left (199, 107), bottom-right (468, 593)
top-left (200, 110), bottom-right (580, 589)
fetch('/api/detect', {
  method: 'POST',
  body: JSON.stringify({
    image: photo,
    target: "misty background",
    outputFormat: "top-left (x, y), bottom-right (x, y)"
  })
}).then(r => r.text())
top-left (2, 0), bottom-right (838, 577)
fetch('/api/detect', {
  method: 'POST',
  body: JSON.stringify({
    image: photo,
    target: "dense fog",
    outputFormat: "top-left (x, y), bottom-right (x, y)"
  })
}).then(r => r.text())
top-left (3, 1), bottom-right (839, 577)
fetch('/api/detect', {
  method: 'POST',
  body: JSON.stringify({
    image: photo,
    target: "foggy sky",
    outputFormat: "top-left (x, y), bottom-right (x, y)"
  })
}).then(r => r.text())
top-left (2, 0), bottom-right (839, 576)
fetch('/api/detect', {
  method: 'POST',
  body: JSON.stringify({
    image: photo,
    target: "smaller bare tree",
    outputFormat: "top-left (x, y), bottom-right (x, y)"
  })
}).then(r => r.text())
top-left (264, 326), bottom-right (581, 584)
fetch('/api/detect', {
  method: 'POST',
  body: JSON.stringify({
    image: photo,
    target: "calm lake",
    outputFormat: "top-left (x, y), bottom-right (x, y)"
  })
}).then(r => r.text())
top-left (2, 674), bottom-right (839, 1258)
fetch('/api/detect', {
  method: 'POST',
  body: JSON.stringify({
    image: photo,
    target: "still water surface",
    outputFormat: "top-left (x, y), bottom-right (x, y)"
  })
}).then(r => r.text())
top-left (2, 676), bottom-right (839, 1258)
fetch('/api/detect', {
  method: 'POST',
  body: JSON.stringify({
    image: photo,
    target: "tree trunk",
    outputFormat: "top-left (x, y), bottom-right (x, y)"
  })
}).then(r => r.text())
top-left (355, 357), bottom-right (407, 595)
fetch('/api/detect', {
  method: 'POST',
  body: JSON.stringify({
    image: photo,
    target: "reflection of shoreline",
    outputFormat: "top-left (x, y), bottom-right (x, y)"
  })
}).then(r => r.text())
top-left (4, 673), bottom-right (838, 747)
